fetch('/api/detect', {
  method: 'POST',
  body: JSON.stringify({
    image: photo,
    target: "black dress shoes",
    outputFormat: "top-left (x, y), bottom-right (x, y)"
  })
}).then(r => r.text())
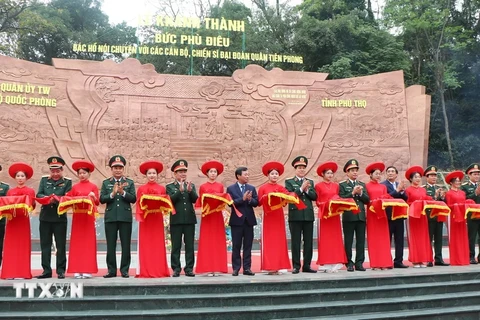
top-left (302, 267), bottom-right (317, 273)
top-left (470, 259), bottom-right (478, 265)
top-left (103, 273), bottom-right (116, 278)
top-left (347, 265), bottom-right (354, 272)
top-left (172, 271), bottom-right (180, 277)
top-left (185, 271), bottom-right (195, 277)
top-left (427, 262), bottom-right (434, 267)
top-left (435, 261), bottom-right (449, 266)
top-left (292, 268), bottom-right (300, 274)
top-left (243, 269), bottom-right (255, 276)
top-left (394, 263), bottom-right (409, 269)
top-left (57, 273), bottom-right (65, 279)
top-left (232, 270), bottom-right (239, 276)
top-left (121, 272), bottom-right (129, 278)
top-left (36, 272), bottom-right (52, 279)
top-left (355, 266), bottom-right (366, 271)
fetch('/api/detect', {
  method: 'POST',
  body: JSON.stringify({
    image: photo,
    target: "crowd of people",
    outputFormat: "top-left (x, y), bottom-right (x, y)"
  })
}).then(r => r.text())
top-left (0, 154), bottom-right (478, 279)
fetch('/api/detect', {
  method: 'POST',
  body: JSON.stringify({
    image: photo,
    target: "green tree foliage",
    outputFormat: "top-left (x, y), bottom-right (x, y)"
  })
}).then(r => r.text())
top-left (294, 0), bottom-right (410, 77)
top-left (11, 0), bottom-right (137, 64)
top-left (384, 0), bottom-right (475, 168)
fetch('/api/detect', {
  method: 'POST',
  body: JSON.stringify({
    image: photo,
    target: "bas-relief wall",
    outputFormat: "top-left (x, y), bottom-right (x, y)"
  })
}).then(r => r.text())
top-left (0, 56), bottom-right (430, 240)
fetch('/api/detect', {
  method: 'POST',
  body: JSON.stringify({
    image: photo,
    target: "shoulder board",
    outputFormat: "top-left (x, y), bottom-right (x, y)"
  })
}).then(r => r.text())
top-left (421, 184), bottom-right (426, 188)
top-left (64, 177), bottom-right (72, 180)
top-left (0, 181), bottom-right (9, 186)
top-left (42, 175), bottom-right (50, 178)
top-left (125, 177), bottom-right (134, 182)
top-left (166, 182), bottom-right (175, 186)
top-left (339, 180), bottom-right (347, 183)
top-left (462, 182), bottom-right (469, 185)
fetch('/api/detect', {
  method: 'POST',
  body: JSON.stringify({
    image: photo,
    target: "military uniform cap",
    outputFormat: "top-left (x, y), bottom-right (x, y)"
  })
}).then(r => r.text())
top-left (466, 163), bottom-right (480, 175)
top-left (171, 159), bottom-right (188, 172)
top-left (343, 159), bottom-right (359, 172)
top-left (109, 155), bottom-right (126, 167)
top-left (423, 165), bottom-right (438, 176)
top-left (291, 156), bottom-right (308, 168)
top-left (47, 156), bottom-right (66, 169)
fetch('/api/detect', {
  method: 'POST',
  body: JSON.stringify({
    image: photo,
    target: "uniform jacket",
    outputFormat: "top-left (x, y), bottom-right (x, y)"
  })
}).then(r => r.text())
top-left (285, 177), bottom-right (317, 222)
top-left (339, 179), bottom-right (369, 222)
top-left (0, 182), bottom-right (9, 225)
top-left (461, 181), bottom-right (480, 219)
top-left (227, 183), bottom-right (258, 226)
top-left (36, 176), bottom-right (72, 222)
top-left (100, 176), bottom-right (136, 223)
top-left (166, 181), bottom-right (198, 225)
top-left (424, 184), bottom-right (445, 221)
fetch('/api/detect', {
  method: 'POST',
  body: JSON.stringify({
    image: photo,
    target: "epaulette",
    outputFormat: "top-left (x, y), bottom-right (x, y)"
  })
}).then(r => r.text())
top-left (421, 184), bottom-right (426, 188)
top-left (0, 181), bottom-right (9, 186)
top-left (462, 182), bottom-right (469, 185)
top-left (64, 177), bottom-right (72, 180)
top-left (42, 175), bottom-right (50, 178)
top-left (339, 180), bottom-right (347, 183)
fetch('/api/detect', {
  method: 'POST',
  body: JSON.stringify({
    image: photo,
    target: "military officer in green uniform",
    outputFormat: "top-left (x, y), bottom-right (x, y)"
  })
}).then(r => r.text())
top-left (461, 163), bottom-right (480, 264)
top-left (423, 166), bottom-right (448, 266)
top-left (166, 159), bottom-right (198, 277)
top-left (0, 165), bottom-right (9, 268)
top-left (100, 155), bottom-right (136, 278)
top-left (339, 159), bottom-right (370, 272)
top-left (36, 156), bottom-right (72, 279)
top-left (285, 156), bottom-right (318, 274)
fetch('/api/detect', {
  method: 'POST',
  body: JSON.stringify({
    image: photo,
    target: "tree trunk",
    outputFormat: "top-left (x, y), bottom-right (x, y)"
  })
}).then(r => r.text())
top-left (437, 79), bottom-right (454, 167)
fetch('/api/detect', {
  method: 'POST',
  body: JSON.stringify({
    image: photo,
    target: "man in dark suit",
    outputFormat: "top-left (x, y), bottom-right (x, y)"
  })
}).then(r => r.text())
top-left (381, 166), bottom-right (408, 268)
top-left (285, 156), bottom-right (317, 274)
top-left (100, 155), bottom-right (136, 278)
top-left (36, 156), bottom-right (72, 279)
top-left (166, 159), bottom-right (198, 277)
top-left (226, 167), bottom-right (258, 276)
top-left (339, 159), bottom-right (369, 272)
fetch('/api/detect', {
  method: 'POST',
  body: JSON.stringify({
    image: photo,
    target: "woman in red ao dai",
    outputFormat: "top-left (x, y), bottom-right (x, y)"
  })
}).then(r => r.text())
top-left (135, 161), bottom-right (170, 278)
top-left (195, 160), bottom-right (228, 276)
top-left (258, 161), bottom-right (292, 275)
top-left (66, 160), bottom-right (99, 279)
top-left (315, 162), bottom-right (346, 272)
top-left (1, 162), bottom-right (36, 279)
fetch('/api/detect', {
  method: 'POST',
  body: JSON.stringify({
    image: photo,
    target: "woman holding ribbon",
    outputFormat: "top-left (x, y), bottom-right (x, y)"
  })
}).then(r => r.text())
top-left (365, 162), bottom-right (394, 270)
top-left (60, 160), bottom-right (99, 279)
top-left (405, 165), bottom-right (434, 268)
top-left (1, 162), bottom-right (35, 279)
top-left (314, 161), bottom-right (348, 273)
top-left (135, 160), bottom-right (172, 278)
top-left (444, 171), bottom-right (470, 266)
top-left (258, 161), bottom-right (300, 275)
top-left (195, 160), bottom-right (230, 276)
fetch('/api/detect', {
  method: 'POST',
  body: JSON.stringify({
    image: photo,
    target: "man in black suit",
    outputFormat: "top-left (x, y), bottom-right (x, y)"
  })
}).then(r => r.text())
top-left (381, 166), bottom-right (408, 268)
top-left (226, 167), bottom-right (258, 276)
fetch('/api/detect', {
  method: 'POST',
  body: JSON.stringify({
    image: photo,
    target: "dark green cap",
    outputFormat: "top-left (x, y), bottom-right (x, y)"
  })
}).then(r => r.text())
top-left (171, 159), bottom-right (188, 172)
top-left (47, 156), bottom-right (66, 168)
top-left (343, 159), bottom-right (359, 172)
top-left (109, 155), bottom-right (126, 167)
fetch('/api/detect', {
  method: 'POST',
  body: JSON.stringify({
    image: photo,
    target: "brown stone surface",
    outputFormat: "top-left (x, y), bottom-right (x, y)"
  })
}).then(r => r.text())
top-left (0, 57), bottom-right (430, 194)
